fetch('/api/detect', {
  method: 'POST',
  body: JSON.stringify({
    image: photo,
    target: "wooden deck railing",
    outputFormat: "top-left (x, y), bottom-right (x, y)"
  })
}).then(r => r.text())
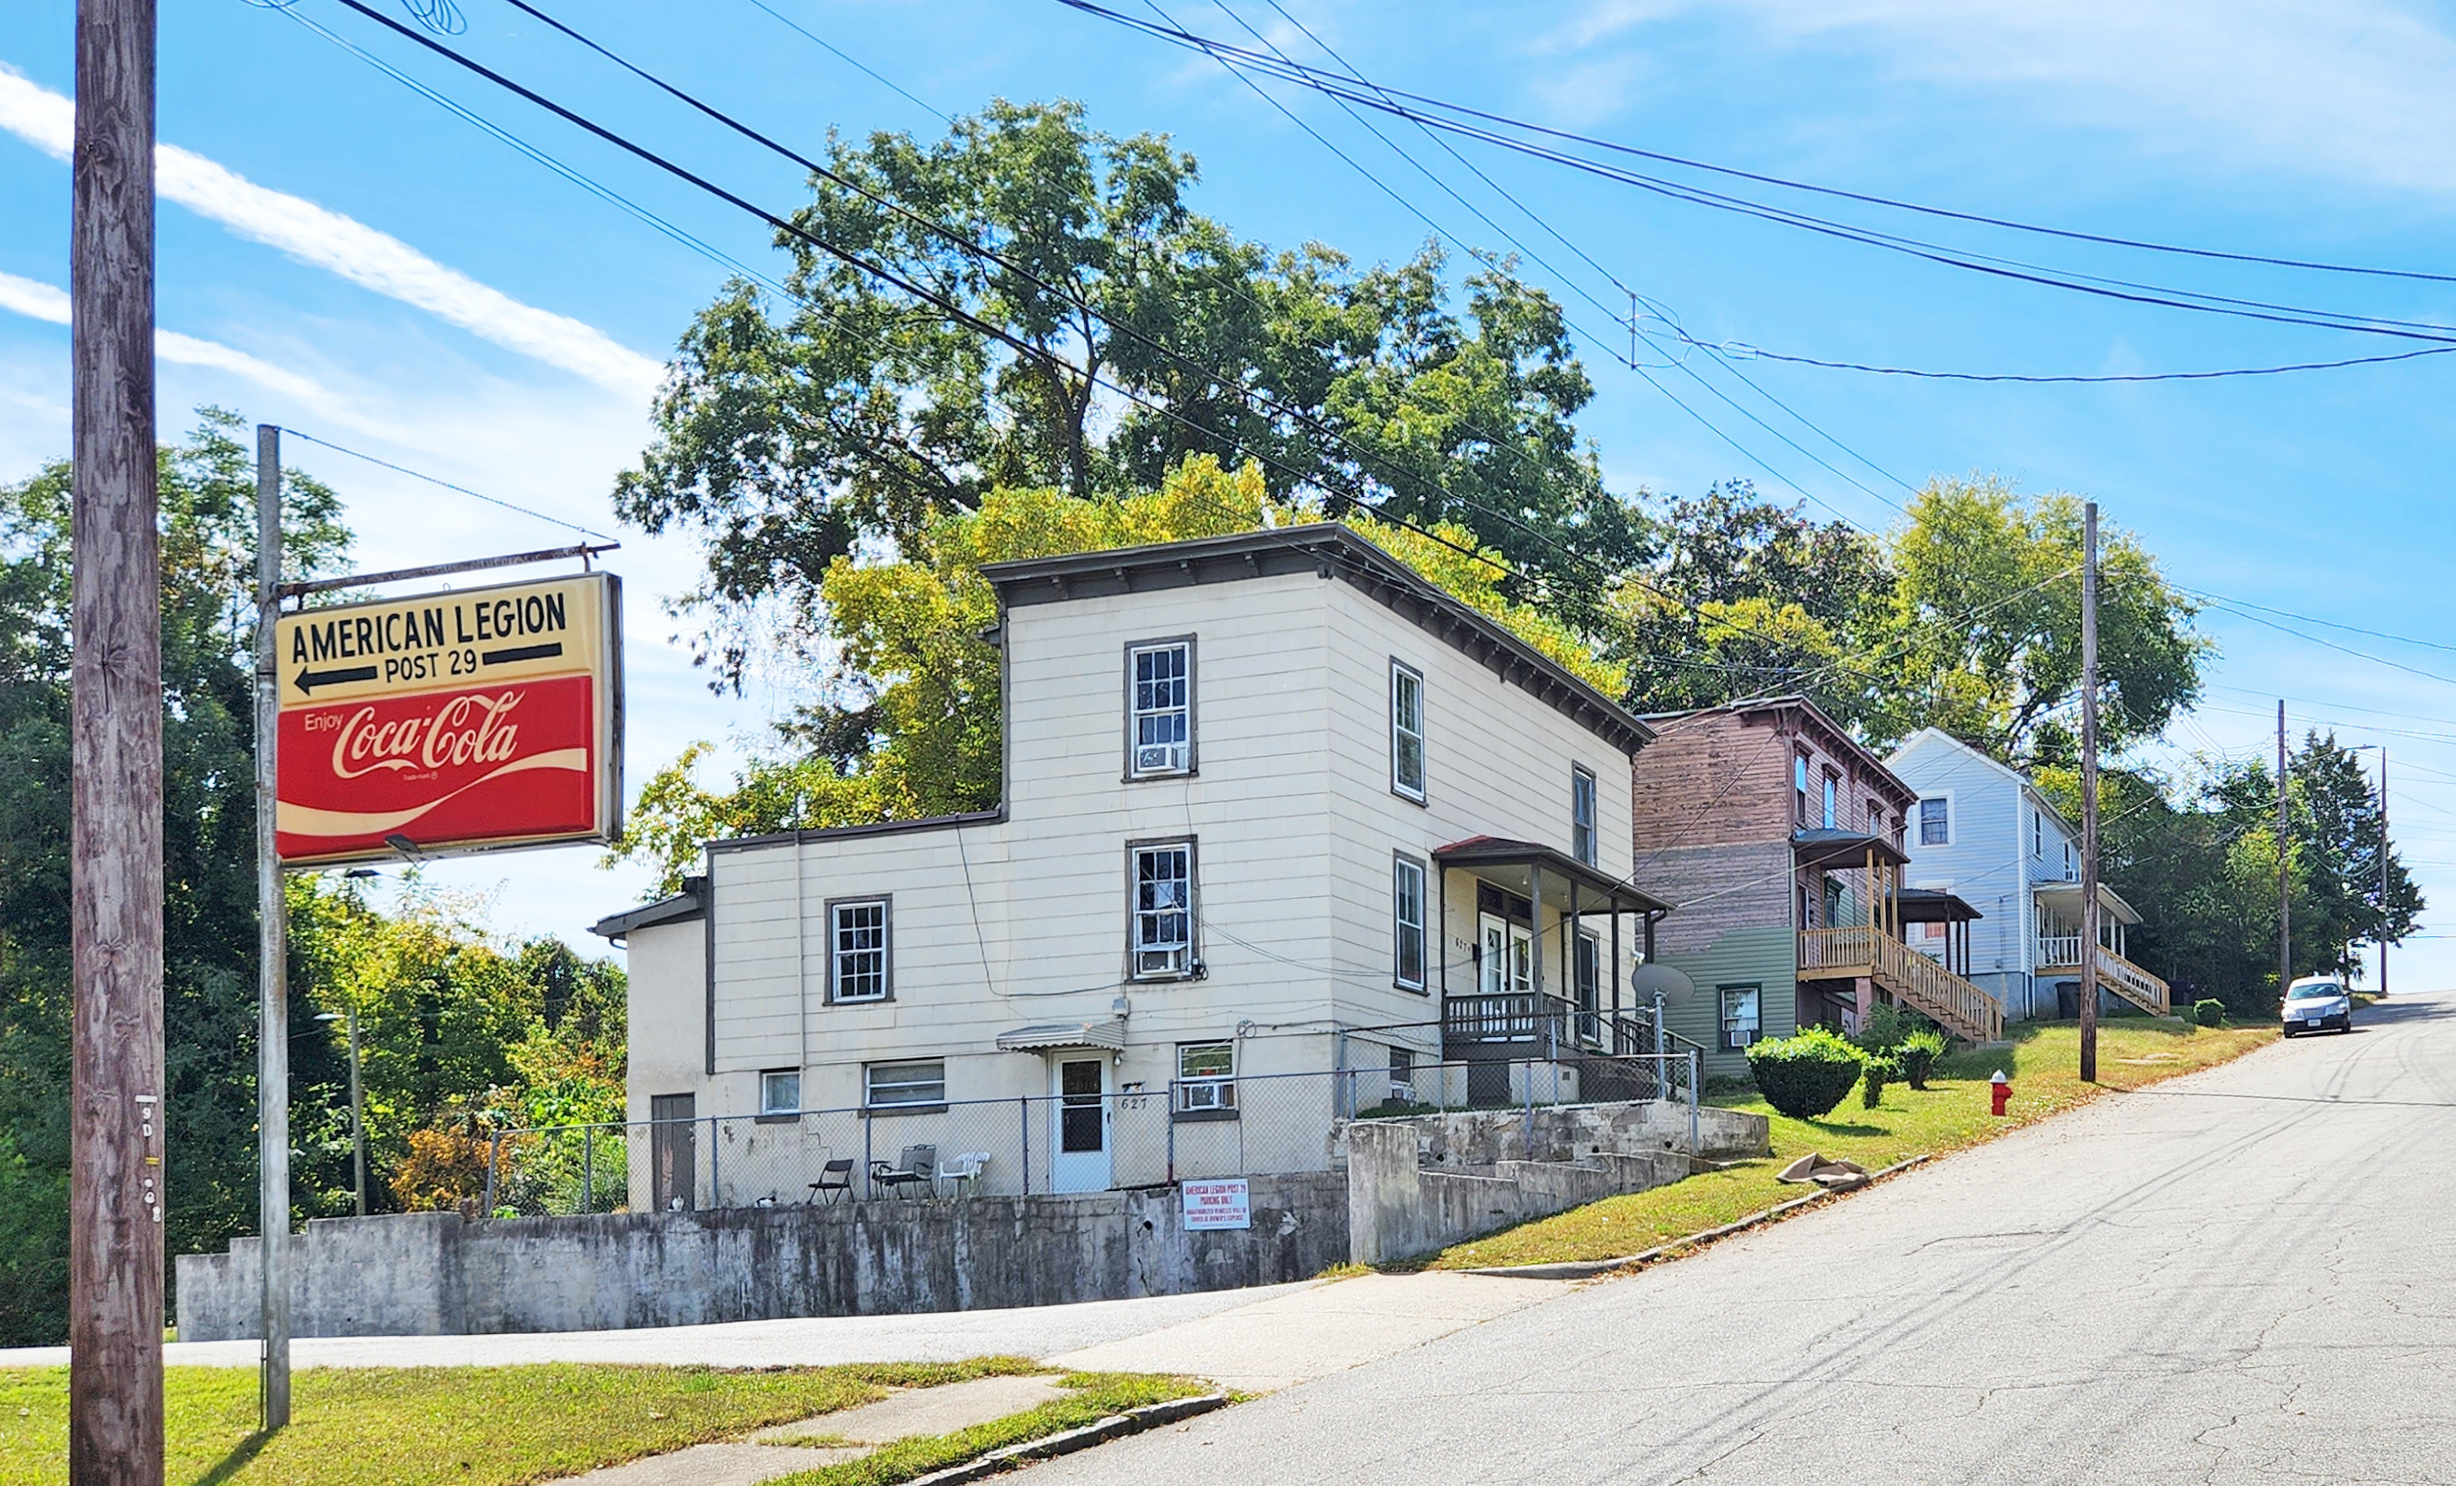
top-left (2036, 938), bottom-right (2171, 1016)
top-left (1799, 926), bottom-right (2004, 1044)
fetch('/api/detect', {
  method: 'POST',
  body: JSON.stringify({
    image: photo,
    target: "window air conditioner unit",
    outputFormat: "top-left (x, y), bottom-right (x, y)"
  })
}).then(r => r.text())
top-left (1136, 743), bottom-right (1184, 773)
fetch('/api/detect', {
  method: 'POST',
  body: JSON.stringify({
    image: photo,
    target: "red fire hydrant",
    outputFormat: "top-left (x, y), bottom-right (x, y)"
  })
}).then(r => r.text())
top-left (1989, 1070), bottom-right (2012, 1117)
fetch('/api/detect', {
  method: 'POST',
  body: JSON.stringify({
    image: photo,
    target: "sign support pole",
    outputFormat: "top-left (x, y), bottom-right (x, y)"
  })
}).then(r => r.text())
top-left (68, 0), bottom-right (165, 1474)
top-left (255, 424), bottom-right (291, 1429)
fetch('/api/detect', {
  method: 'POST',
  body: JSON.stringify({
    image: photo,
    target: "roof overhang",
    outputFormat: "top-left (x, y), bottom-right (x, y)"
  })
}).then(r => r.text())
top-left (1792, 828), bottom-right (1910, 870)
top-left (2034, 880), bottom-right (2143, 926)
top-left (1897, 887), bottom-right (1983, 924)
top-left (1432, 837), bottom-right (1674, 916)
top-left (995, 1019), bottom-right (1128, 1053)
top-left (590, 877), bottom-right (705, 942)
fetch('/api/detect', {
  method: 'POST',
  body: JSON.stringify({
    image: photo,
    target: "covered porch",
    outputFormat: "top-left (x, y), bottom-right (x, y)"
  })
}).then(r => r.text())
top-left (1431, 836), bottom-right (1673, 1065)
top-left (1792, 828), bottom-right (2004, 1042)
top-left (2034, 881), bottom-right (2171, 1014)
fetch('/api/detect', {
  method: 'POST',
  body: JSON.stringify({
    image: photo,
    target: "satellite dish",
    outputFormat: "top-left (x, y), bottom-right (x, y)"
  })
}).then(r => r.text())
top-left (1629, 962), bottom-right (1696, 1007)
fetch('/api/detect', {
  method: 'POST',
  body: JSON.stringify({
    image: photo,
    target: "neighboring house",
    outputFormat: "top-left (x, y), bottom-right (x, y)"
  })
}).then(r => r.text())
top-left (1886, 728), bottom-right (2168, 1021)
top-left (594, 524), bottom-right (1673, 1207)
top-left (1631, 697), bottom-right (2002, 1075)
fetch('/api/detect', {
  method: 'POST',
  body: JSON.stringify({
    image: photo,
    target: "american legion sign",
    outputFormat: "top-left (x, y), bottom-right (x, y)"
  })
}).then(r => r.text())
top-left (274, 572), bottom-right (623, 865)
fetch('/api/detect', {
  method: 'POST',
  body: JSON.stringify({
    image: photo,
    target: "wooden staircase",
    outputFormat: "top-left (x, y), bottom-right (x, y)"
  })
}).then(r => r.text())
top-left (2036, 937), bottom-right (2171, 1016)
top-left (1800, 926), bottom-right (2005, 1044)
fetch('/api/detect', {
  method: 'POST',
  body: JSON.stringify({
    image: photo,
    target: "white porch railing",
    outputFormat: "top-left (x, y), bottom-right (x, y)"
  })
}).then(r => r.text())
top-left (2034, 938), bottom-right (2171, 1016)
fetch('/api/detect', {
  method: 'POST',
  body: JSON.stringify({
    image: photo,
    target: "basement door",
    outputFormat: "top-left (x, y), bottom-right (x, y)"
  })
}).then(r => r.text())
top-left (1049, 1057), bottom-right (1113, 1193)
top-left (650, 1093), bottom-right (695, 1212)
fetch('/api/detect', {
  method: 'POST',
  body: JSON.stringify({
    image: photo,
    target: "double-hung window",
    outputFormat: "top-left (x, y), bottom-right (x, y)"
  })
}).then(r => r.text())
top-left (1390, 661), bottom-right (1426, 801)
top-left (1128, 639), bottom-right (1193, 777)
top-left (1720, 986), bottom-right (1763, 1050)
top-left (1175, 1042), bottom-right (1236, 1114)
top-left (865, 1060), bottom-right (945, 1109)
top-left (1794, 753), bottom-right (1812, 823)
top-left (759, 1069), bottom-right (801, 1117)
top-left (1919, 797), bottom-right (1950, 846)
top-left (1393, 854), bottom-right (1428, 991)
top-left (1131, 841), bottom-right (1195, 978)
top-left (1571, 766), bottom-right (1598, 865)
top-left (1822, 773), bottom-right (1838, 829)
top-left (829, 898), bottom-right (890, 1003)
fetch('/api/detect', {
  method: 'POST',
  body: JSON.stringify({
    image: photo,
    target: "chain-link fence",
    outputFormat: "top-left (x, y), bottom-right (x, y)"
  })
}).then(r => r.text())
top-left (481, 1050), bottom-right (1703, 1217)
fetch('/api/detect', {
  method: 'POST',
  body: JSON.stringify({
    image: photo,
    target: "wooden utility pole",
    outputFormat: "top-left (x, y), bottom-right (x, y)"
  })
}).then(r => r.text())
top-left (68, 0), bottom-right (165, 1477)
top-left (2378, 750), bottom-right (2389, 998)
top-left (2278, 701), bottom-right (2291, 996)
top-left (2078, 503), bottom-right (2100, 1083)
top-left (255, 425), bottom-right (291, 1428)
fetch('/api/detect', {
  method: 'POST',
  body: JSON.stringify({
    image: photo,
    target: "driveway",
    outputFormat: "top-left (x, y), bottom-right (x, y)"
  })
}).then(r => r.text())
top-left (1025, 992), bottom-right (2456, 1484)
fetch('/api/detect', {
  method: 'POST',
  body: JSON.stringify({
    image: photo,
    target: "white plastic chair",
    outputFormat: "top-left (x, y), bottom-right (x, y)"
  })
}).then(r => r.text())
top-left (934, 1150), bottom-right (990, 1199)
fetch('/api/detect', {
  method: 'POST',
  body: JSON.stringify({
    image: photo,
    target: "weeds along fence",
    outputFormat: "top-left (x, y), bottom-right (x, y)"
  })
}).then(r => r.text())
top-left (481, 1051), bottom-right (1702, 1217)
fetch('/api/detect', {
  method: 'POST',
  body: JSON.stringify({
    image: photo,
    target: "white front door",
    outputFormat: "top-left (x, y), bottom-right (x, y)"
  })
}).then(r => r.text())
top-left (1480, 913), bottom-right (1534, 996)
top-left (1049, 1056), bottom-right (1112, 1193)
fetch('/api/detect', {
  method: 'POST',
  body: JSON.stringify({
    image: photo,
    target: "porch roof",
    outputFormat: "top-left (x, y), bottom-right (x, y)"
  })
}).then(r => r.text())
top-left (1897, 887), bottom-right (1983, 924)
top-left (1432, 836), bottom-right (1673, 916)
top-left (2033, 880), bottom-right (2144, 926)
top-left (994, 1019), bottom-right (1128, 1053)
top-left (1792, 827), bottom-right (1911, 870)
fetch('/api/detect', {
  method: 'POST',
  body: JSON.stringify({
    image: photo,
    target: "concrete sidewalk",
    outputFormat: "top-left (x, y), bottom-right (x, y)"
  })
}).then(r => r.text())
top-left (0, 1273), bottom-right (1569, 1390)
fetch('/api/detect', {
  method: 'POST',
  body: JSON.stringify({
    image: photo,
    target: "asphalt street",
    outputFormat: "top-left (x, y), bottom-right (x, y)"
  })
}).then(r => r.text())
top-left (1030, 991), bottom-right (2456, 1485)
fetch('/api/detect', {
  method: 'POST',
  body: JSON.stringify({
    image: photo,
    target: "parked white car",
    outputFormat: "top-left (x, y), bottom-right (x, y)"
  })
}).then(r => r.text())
top-left (2281, 976), bottom-right (2353, 1037)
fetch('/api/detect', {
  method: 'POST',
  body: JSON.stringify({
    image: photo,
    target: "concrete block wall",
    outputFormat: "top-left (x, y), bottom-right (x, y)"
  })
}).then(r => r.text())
top-left (176, 1174), bottom-right (1345, 1341)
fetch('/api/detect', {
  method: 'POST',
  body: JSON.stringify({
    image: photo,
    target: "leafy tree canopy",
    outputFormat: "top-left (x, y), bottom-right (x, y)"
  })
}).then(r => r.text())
top-left (613, 456), bottom-right (1614, 894)
top-left (615, 98), bottom-right (1636, 688)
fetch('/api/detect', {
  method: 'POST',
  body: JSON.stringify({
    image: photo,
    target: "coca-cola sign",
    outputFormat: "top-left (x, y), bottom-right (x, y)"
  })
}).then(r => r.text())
top-left (276, 573), bottom-right (621, 865)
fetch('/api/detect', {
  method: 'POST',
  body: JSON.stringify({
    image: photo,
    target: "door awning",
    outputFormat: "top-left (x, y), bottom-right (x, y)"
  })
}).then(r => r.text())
top-left (995, 1019), bottom-right (1127, 1052)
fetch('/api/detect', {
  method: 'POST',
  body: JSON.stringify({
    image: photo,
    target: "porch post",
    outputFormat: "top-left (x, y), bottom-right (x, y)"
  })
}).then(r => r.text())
top-left (1529, 861), bottom-right (1544, 1009)
top-left (1568, 878), bottom-right (1582, 1043)
top-left (1610, 902), bottom-right (1622, 1026)
top-left (1435, 862), bottom-right (1448, 1003)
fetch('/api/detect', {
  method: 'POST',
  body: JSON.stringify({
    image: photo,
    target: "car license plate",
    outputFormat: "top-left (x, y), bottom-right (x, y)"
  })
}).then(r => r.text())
top-left (2304, 1018), bottom-right (2324, 1028)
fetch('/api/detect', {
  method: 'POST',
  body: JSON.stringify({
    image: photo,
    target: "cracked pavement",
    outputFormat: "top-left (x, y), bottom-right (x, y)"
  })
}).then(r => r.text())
top-left (1023, 993), bottom-right (2456, 1485)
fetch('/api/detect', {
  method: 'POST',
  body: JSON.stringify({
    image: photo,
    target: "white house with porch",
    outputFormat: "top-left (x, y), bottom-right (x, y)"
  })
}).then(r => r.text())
top-left (595, 525), bottom-right (1677, 1209)
top-left (1885, 728), bottom-right (2169, 1022)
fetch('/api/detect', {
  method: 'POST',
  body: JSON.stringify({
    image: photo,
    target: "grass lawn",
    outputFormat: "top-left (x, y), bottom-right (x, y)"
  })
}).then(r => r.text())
top-left (763, 1372), bottom-right (1213, 1486)
top-left (1424, 1017), bottom-right (2277, 1271)
top-left (0, 1358), bottom-right (1058, 1486)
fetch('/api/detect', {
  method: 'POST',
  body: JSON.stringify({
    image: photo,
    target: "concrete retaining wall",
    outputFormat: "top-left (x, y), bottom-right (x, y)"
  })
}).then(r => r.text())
top-left (1346, 1122), bottom-right (1692, 1265)
top-left (176, 1174), bottom-right (1345, 1341)
top-left (1393, 1100), bottom-right (1770, 1169)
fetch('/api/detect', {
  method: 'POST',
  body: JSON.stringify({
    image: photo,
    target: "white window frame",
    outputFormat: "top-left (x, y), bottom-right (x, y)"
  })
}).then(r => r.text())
top-left (1918, 795), bottom-right (1952, 847)
top-left (1571, 765), bottom-right (1598, 865)
top-left (1129, 838), bottom-right (1197, 980)
top-left (1390, 660), bottom-right (1427, 802)
top-left (1794, 752), bottom-right (1812, 823)
top-left (1822, 773), bottom-right (1839, 830)
top-left (1720, 985), bottom-right (1763, 1051)
top-left (1175, 1041), bottom-right (1236, 1113)
top-left (1126, 637), bottom-right (1195, 779)
top-left (758, 1069), bottom-right (802, 1117)
top-left (2033, 808), bottom-right (2045, 858)
top-left (827, 896), bottom-right (891, 1004)
top-left (1393, 853), bottom-right (1428, 991)
top-left (865, 1059), bottom-right (945, 1110)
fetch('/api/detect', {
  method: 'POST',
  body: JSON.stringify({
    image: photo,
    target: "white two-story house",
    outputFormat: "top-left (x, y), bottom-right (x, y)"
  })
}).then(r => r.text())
top-left (595, 524), bottom-right (1672, 1208)
top-left (1886, 728), bottom-right (2168, 1021)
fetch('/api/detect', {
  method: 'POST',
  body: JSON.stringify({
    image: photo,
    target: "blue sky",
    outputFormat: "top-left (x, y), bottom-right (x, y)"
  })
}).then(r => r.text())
top-left (4, 0), bottom-right (2456, 983)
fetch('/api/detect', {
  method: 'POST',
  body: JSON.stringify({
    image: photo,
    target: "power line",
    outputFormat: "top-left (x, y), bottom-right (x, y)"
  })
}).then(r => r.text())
top-left (2187, 589), bottom-right (2456, 658)
top-left (1058, 2), bottom-right (2456, 353)
top-left (1718, 341), bottom-right (2456, 385)
top-left (1053, 0), bottom-right (2456, 289)
top-left (736, 0), bottom-right (948, 123)
top-left (281, 428), bottom-right (621, 543)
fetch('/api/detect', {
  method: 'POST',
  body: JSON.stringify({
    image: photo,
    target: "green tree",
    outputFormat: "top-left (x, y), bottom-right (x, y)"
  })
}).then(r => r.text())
top-left (616, 99), bottom-right (1635, 688)
top-left (0, 410), bottom-right (350, 1345)
top-left (1870, 477), bottom-right (2207, 761)
top-left (1605, 482), bottom-right (1889, 724)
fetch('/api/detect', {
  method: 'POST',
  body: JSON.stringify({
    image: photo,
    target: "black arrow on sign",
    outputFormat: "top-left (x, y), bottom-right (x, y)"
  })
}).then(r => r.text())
top-left (294, 665), bottom-right (378, 695)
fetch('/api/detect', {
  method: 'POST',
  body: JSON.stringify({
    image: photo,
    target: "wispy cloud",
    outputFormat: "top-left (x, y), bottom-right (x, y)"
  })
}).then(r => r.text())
top-left (0, 65), bottom-right (664, 400)
top-left (0, 268), bottom-right (406, 436)
top-left (1562, 0), bottom-right (2456, 199)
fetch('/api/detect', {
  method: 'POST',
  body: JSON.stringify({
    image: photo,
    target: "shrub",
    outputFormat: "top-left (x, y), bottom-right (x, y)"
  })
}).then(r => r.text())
top-left (2192, 998), bottom-right (2225, 1028)
top-left (1897, 1030), bottom-right (1946, 1090)
top-left (1746, 1027), bottom-right (1867, 1120)
top-left (1856, 1002), bottom-right (1938, 1054)
top-left (1861, 1056), bottom-right (1896, 1109)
